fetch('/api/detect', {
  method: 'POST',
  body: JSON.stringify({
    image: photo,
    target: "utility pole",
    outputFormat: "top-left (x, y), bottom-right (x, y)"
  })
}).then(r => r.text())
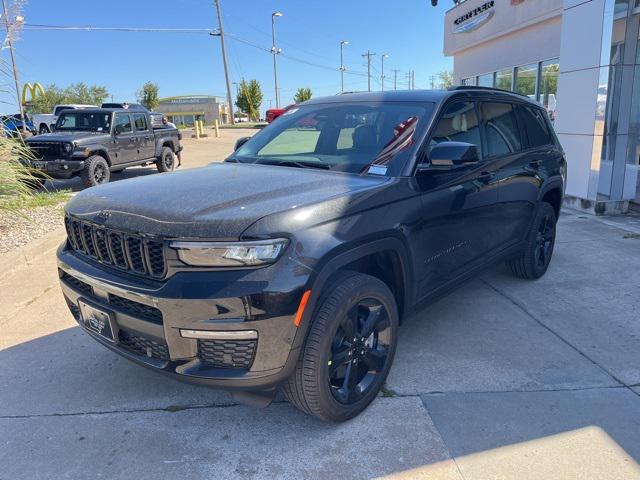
top-left (407, 71), bottom-right (412, 90)
top-left (380, 54), bottom-right (389, 91)
top-left (271, 11), bottom-right (283, 108)
top-left (212, 0), bottom-right (235, 124)
top-left (413, 71), bottom-right (416, 90)
top-left (392, 69), bottom-right (400, 90)
top-left (340, 40), bottom-right (349, 93)
top-left (2, 0), bottom-right (25, 124)
top-left (361, 51), bottom-right (376, 92)
top-left (430, 75), bottom-right (436, 89)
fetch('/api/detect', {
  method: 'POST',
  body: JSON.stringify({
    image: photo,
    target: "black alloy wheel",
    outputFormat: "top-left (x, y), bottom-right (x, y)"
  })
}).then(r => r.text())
top-left (535, 212), bottom-right (555, 270)
top-left (508, 202), bottom-right (557, 279)
top-left (328, 300), bottom-right (392, 404)
top-left (283, 271), bottom-right (399, 422)
top-left (156, 146), bottom-right (175, 173)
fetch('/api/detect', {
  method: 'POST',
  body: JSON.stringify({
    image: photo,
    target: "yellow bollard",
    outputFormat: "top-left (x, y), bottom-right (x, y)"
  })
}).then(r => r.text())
top-left (194, 120), bottom-right (200, 140)
top-left (214, 119), bottom-right (220, 138)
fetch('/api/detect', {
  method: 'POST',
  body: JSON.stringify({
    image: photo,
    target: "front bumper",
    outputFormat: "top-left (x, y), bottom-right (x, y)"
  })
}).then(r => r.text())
top-left (27, 158), bottom-right (85, 179)
top-left (57, 244), bottom-right (309, 391)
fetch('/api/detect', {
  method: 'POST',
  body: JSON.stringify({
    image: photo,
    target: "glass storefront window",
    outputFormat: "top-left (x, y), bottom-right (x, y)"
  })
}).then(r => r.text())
top-left (477, 73), bottom-right (493, 87)
top-left (539, 59), bottom-right (559, 121)
top-left (515, 63), bottom-right (537, 98)
top-left (495, 68), bottom-right (513, 91)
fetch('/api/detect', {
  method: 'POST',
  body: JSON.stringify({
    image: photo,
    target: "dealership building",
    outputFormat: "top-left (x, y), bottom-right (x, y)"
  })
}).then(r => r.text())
top-left (444, 0), bottom-right (640, 213)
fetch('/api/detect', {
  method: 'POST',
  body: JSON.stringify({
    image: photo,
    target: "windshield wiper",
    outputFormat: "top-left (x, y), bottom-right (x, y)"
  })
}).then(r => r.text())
top-left (255, 159), bottom-right (330, 170)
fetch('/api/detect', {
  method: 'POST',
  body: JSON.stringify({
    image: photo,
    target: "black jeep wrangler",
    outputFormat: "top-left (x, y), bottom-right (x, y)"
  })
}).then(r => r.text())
top-left (26, 107), bottom-right (181, 188)
top-left (57, 87), bottom-right (565, 422)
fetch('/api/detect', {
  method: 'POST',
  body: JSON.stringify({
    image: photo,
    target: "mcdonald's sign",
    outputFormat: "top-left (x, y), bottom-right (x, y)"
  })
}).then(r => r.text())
top-left (21, 82), bottom-right (45, 106)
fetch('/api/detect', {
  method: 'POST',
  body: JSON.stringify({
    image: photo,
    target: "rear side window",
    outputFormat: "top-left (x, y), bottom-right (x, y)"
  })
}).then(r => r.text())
top-left (480, 102), bottom-right (522, 157)
top-left (134, 114), bottom-right (148, 131)
top-left (519, 106), bottom-right (552, 148)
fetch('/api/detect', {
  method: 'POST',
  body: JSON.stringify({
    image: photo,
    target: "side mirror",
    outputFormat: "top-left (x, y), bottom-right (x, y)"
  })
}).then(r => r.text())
top-left (234, 136), bottom-right (251, 151)
top-left (419, 141), bottom-right (479, 171)
top-left (114, 124), bottom-right (124, 135)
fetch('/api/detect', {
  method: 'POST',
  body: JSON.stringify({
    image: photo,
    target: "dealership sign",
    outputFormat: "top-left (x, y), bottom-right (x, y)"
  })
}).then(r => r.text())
top-left (453, 1), bottom-right (495, 33)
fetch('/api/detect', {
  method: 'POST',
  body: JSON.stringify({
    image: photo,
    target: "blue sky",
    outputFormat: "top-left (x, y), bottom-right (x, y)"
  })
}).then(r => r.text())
top-left (1, 0), bottom-right (453, 114)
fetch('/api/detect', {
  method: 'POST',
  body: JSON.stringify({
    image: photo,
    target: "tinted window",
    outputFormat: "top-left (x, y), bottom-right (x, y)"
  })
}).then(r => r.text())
top-left (114, 114), bottom-right (132, 133)
top-left (134, 114), bottom-right (147, 131)
top-left (519, 106), bottom-right (552, 148)
top-left (430, 100), bottom-right (481, 151)
top-left (481, 102), bottom-right (522, 157)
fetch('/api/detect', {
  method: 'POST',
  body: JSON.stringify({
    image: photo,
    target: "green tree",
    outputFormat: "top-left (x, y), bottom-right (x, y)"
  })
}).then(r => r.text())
top-left (235, 79), bottom-right (263, 121)
top-left (293, 87), bottom-right (312, 103)
top-left (437, 70), bottom-right (454, 89)
top-left (26, 83), bottom-right (109, 113)
top-left (136, 81), bottom-right (160, 110)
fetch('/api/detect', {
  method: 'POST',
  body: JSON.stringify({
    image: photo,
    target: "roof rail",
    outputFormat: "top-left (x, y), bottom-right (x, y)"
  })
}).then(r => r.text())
top-left (448, 85), bottom-right (530, 98)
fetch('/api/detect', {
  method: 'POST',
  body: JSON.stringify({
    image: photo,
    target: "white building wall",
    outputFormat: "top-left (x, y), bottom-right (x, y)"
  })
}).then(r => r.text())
top-left (554, 0), bottom-right (615, 204)
top-left (453, 16), bottom-right (562, 83)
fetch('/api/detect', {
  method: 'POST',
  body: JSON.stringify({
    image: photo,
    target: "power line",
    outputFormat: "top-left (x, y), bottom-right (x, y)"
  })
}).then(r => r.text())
top-left (22, 23), bottom-right (215, 33)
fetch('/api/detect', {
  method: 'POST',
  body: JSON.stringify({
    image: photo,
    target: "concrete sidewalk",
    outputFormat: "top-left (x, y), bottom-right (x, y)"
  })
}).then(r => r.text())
top-left (1, 210), bottom-right (639, 480)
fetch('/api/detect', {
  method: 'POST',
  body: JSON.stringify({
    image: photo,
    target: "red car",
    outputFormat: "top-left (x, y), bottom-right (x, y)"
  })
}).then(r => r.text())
top-left (266, 104), bottom-right (296, 123)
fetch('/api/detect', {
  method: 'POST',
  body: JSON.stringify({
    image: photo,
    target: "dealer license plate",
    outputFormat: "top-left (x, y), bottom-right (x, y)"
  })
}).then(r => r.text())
top-left (78, 300), bottom-right (117, 343)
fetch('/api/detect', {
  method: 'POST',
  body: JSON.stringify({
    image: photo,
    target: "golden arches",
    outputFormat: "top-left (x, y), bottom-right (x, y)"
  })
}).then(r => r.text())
top-left (21, 82), bottom-right (45, 105)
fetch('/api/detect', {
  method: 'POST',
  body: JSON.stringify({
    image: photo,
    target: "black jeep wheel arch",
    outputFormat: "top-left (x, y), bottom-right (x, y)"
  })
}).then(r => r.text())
top-left (289, 236), bottom-right (412, 355)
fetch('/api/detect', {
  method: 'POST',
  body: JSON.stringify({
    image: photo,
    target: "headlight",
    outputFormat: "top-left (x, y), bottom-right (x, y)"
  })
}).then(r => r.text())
top-left (62, 142), bottom-right (73, 154)
top-left (170, 238), bottom-right (288, 267)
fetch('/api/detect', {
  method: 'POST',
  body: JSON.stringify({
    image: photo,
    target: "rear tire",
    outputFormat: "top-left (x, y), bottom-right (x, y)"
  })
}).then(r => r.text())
top-left (80, 155), bottom-right (110, 188)
top-left (508, 202), bottom-right (557, 279)
top-left (283, 271), bottom-right (399, 422)
top-left (155, 146), bottom-right (175, 173)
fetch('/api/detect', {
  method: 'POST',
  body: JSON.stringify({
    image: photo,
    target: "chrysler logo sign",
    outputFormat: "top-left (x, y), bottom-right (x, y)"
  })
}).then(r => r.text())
top-left (453, 1), bottom-right (495, 33)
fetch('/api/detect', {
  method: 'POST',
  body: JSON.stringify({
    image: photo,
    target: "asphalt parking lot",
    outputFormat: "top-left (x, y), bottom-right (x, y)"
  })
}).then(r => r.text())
top-left (1, 132), bottom-right (640, 478)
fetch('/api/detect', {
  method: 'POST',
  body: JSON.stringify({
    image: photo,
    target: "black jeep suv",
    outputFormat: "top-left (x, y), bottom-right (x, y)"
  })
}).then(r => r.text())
top-left (57, 88), bottom-right (565, 422)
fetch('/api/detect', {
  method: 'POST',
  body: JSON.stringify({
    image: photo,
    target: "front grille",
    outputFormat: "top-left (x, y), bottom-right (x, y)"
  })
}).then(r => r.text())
top-left (198, 339), bottom-right (257, 369)
top-left (118, 329), bottom-right (169, 360)
top-left (28, 141), bottom-right (63, 159)
top-left (108, 294), bottom-right (163, 325)
top-left (61, 272), bottom-right (93, 296)
top-left (65, 214), bottom-right (166, 279)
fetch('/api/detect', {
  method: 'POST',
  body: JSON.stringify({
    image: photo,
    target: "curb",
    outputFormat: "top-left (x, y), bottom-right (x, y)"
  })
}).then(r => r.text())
top-left (0, 227), bottom-right (66, 278)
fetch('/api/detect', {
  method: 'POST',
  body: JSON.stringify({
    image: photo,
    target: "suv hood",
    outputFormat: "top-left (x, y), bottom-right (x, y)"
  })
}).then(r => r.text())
top-left (65, 163), bottom-right (390, 238)
top-left (27, 131), bottom-right (109, 143)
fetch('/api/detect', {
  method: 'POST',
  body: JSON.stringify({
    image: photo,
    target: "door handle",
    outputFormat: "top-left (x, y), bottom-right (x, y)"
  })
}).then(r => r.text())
top-left (529, 159), bottom-right (543, 168)
top-left (477, 171), bottom-right (494, 184)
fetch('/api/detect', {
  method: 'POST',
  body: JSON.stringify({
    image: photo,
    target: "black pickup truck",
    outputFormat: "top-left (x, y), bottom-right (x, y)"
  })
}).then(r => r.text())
top-left (25, 107), bottom-right (182, 187)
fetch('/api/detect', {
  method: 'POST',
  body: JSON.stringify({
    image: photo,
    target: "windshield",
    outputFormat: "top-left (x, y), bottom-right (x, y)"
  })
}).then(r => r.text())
top-left (56, 112), bottom-right (111, 132)
top-left (230, 101), bottom-right (433, 175)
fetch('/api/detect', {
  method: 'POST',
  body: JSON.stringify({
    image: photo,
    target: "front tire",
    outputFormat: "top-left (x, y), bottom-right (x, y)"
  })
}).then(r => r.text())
top-left (38, 124), bottom-right (50, 135)
top-left (155, 146), bottom-right (175, 173)
top-left (283, 271), bottom-right (399, 422)
top-left (80, 155), bottom-right (110, 188)
top-left (508, 202), bottom-right (557, 279)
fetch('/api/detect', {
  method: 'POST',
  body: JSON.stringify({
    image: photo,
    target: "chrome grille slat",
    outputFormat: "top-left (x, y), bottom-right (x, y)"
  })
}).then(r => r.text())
top-left (65, 215), bottom-right (166, 279)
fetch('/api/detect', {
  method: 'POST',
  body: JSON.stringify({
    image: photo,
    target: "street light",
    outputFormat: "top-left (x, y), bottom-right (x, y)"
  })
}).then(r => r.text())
top-left (340, 40), bottom-right (349, 93)
top-left (271, 11), bottom-right (283, 108)
top-left (381, 54), bottom-right (389, 91)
